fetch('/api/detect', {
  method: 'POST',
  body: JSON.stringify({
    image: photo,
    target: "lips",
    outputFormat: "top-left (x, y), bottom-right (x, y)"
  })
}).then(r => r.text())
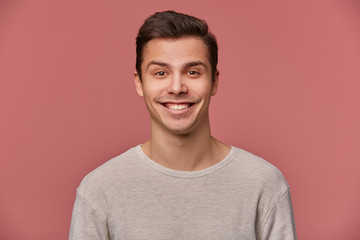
top-left (164, 103), bottom-right (190, 110)
top-left (160, 102), bottom-right (194, 110)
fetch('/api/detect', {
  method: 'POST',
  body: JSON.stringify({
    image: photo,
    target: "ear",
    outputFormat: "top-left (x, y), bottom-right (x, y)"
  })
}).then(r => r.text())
top-left (211, 70), bottom-right (220, 96)
top-left (134, 72), bottom-right (144, 97)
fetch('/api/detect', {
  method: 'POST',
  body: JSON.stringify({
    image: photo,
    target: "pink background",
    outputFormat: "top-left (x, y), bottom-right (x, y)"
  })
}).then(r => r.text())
top-left (1, 0), bottom-right (359, 239)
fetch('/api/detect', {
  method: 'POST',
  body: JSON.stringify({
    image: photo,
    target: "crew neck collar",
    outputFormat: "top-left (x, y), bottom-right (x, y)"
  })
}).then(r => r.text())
top-left (136, 145), bottom-right (237, 178)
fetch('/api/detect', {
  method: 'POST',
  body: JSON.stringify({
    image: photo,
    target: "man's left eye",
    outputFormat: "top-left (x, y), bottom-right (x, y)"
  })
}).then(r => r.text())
top-left (187, 71), bottom-right (199, 75)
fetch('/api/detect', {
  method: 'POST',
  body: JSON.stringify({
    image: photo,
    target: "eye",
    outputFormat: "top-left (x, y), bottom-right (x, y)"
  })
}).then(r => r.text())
top-left (187, 70), bottom-right (200, 76)
top-left (155, 71), bottom-right (166, 76)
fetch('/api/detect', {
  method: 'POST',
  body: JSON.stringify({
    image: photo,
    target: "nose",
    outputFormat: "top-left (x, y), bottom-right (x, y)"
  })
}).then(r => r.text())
top-left (166, 73), bottom-right (188, 95)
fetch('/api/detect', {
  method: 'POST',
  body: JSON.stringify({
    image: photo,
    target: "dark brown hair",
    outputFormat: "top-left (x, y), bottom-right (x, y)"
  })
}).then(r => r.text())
top-left (136, 10), bottom-right (218, 81)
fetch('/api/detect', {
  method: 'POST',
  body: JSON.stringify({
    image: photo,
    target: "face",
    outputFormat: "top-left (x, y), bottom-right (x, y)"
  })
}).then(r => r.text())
top-left (134, 36), bottom-right (219, 135)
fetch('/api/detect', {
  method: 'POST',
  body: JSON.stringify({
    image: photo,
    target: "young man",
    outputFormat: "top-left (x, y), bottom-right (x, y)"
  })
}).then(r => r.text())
top-left (69, 11), bottom-right (297, 240)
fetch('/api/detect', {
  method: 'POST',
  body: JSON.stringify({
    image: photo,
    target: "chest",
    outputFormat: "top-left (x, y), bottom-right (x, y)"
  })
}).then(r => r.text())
top-left (106, 179), bottom-right (260, 240)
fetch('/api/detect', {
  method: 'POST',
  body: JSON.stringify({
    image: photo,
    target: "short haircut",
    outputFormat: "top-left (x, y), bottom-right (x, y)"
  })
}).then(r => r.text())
top-left (136, 10), bottom-right (218, 81)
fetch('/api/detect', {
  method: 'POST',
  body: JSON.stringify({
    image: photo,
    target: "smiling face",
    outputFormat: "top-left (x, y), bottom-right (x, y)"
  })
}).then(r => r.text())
top-left (134, 36), bottom-right (219, 135)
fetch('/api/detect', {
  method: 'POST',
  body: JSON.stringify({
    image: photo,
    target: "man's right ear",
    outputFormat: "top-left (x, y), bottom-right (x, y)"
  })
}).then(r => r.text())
top-left (134, 72), bottom-right (144, 97)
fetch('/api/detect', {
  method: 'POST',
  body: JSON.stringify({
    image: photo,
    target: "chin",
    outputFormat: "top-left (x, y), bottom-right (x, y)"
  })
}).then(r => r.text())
top-left (163, 122), bottom-right (198, 136)
top-left (169, 128), bottom-right (193, 136)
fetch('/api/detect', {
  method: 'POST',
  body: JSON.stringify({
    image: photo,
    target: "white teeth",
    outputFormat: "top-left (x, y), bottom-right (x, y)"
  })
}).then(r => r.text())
top-left (166, 104), bottom-right (189, 110)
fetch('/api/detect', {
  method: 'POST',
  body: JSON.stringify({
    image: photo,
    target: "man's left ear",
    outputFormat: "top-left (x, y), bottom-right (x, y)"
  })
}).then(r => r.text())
top-left (211, 70), bottom-right (220, 96)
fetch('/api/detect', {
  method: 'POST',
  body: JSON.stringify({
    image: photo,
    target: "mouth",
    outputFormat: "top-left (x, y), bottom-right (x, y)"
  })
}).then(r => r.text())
top-left (161, 103), bottom-right (194, 110)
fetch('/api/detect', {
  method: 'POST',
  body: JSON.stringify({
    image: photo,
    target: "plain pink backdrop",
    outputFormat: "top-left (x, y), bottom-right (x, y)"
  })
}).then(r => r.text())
top-left (1, 0), bottom-right (359, 239)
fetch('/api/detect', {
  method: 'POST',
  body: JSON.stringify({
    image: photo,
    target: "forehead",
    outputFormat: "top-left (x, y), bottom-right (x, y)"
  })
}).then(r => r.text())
top-left (142, 37), bottom-right (210, 68)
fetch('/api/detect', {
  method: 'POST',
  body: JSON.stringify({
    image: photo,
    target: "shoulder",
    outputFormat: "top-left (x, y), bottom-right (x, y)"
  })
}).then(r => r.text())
top-left (76, 146), bottom-right (141, 197)
top-left (228, 146), bottom-right (290, 192)
top-left (228, 147), bottom-right (292, 225)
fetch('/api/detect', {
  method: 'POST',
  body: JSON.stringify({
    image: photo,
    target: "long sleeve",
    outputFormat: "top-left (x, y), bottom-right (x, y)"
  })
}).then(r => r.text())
top-left (69, 191), bottom-right (110, 240)
top-left (260, 189), bottom-right (297, 240)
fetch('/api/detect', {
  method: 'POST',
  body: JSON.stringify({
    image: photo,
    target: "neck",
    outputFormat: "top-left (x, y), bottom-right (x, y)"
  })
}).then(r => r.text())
top-left (141, 121), bottom-right (230, 171)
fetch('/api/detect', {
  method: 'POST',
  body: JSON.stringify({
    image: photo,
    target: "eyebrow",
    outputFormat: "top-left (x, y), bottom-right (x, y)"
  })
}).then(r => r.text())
top-left (184, 61), bottom-right (207, 70)
top-left (146, 61), bottom-right (170, 70)
top-left (146, 60), bottom-right (207, 71)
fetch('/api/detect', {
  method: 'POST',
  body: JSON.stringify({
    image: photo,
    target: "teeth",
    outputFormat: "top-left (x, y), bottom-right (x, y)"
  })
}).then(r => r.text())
top-left (166, 104), bottom-right (189, 110)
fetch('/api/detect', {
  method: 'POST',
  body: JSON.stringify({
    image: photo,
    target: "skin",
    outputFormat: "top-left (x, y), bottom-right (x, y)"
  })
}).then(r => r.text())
top-left (134, 36), bottom-right (230, 171)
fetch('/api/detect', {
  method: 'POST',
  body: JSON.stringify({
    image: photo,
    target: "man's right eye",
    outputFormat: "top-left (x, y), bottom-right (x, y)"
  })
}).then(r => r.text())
top-left (155, 71), bottom-right (166, 76)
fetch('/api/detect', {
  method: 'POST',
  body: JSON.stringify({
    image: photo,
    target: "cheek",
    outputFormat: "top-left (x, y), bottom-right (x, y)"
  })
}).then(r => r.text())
top-left (190, 82), bottom-right (213, 96)
top-left (142, 84), bottom-right (164, 99)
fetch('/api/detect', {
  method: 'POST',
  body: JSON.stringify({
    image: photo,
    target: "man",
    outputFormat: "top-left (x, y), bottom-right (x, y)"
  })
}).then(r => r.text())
top-left (69, 10), bottom-right (297, 240)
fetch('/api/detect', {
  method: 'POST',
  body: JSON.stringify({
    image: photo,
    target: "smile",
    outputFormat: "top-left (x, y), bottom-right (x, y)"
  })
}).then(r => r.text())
top-left (162, 103), bottom-right (192, 110)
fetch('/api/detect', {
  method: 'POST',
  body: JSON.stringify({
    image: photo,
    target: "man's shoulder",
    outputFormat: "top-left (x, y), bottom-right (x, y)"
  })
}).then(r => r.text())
top-left (76, 145), bottom-right (141, 195)
top-left (230, 146), bottom-right (289, 190)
